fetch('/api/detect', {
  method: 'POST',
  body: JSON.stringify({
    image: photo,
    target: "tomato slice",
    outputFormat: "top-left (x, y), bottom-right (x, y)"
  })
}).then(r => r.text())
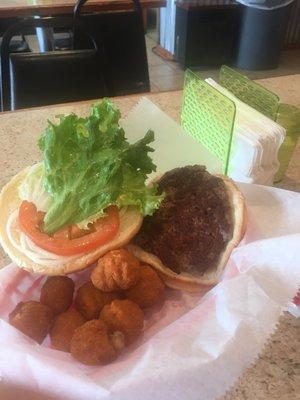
top-left (18, 201), bottom-right (120, 256)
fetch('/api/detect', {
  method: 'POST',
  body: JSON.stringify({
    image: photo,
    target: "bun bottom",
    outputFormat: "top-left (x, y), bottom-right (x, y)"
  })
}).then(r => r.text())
top-left (127, 176), bottom-right (247, 292)
top-left (0, 168), bottom-right (143, 275)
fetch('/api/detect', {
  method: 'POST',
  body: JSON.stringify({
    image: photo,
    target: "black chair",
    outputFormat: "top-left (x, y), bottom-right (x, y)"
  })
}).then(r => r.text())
top-left (0, 18), bottom-right (31, 110)
top-left (0, 18), bottom-right (30, 53)
top-left (72, 0), bottom-right (150, 96)
top-left (0, 17), bottom-right (108, 111)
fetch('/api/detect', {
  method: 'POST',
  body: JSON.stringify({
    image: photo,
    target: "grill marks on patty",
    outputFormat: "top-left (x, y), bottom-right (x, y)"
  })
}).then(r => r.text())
top-left (133, 166), bottom-right (234, 275)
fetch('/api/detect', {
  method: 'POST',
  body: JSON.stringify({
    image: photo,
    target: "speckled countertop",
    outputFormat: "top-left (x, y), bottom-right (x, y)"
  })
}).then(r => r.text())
top-left (0, 74), bottom-right (299, 399)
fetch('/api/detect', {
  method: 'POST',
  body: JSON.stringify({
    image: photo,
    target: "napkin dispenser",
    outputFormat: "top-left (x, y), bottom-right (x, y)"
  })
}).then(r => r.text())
top-left (181, 69), bottom-right (286, 185)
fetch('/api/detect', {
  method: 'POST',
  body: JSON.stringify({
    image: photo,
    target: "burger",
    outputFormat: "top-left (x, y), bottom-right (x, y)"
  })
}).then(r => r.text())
top-left (0, 100), bottom-right (246, 291)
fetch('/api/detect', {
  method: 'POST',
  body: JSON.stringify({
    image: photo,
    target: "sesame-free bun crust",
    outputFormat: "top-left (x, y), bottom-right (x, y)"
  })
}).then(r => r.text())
top-left (127, 175), bottom-right (247, 292)
top-left (0, 168), bottom-right (143, 275)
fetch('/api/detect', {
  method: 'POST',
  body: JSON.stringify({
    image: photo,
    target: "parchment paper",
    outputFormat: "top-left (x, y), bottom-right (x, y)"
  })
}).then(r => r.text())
top-left (0, 99), bottom-right (299, 400)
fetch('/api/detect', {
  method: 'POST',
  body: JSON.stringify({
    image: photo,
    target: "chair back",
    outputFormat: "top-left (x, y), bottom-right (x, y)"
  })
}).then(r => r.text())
top-left (73, 0), bottom-right (143, 21)
top-left (1, 17), bottom-right (107, 111)
top-left (73, 0), bottom-right (150, 96)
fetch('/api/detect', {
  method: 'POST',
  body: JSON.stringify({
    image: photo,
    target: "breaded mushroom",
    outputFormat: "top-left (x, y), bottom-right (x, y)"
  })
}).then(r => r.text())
top-left (40, 276), bottom-right (74, 315)
top-left (9, 300), bottom-right (53, 344)
top-left (50, 309), bottom-right (86, 352)
top-left (125, 265), bottom-right (165, 308)
top-left (91, 249), bottom-right (141, 292)
top-left (70, 320), bottom-right (123, 365)
top-left (75, 281), bottom-right (119, 320)
top-left (99, 299), bottom-right (144, 345)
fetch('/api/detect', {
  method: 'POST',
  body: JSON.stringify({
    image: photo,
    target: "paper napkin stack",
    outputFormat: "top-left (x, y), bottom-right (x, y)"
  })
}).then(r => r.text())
top-left (205, 78), bottom-right (286, 185)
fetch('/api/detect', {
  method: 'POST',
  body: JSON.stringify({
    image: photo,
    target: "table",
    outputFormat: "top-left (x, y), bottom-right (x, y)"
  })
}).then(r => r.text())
top-left (0, 0), bottom-right (166, 18)
top-left (0, 74), bottom-right (299, 399)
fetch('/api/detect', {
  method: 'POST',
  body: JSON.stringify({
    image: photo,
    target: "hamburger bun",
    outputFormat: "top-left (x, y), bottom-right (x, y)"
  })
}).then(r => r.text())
top-left (127, 170), bottom-right (246, 292)
top-left (0, 168), bottom-right (143, 276)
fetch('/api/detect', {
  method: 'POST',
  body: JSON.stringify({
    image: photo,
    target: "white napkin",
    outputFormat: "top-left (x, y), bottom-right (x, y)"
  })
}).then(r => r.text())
top-left (205, 78), bottom-right (286, 185)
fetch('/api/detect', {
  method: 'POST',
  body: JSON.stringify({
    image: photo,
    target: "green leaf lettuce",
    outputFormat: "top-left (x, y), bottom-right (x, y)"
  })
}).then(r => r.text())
top-left (35, 99), bottom-right (163, 234)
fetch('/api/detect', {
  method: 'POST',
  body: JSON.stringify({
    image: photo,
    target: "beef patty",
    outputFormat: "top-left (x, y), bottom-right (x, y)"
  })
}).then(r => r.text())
top-left (133, 165), bottom-right (234, 275)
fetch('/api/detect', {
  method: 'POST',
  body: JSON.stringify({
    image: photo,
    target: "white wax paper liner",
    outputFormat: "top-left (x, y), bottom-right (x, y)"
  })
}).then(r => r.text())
top-left (0, 182), bottom-right (299, 400)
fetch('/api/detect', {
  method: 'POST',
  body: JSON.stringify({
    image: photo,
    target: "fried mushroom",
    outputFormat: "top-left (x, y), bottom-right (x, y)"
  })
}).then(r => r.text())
top-left (9, 300), bottom-right (53, 344)
top-left (74, 281), bottom-right (119, 320)
top-left (40, 276), bottom-right (74, 315)
top-left (50, 309), bottom-right (86, 352)
top-left (70, 320), bottom-right (122, 365)
top-left (91, 249), bottom-right (141, 292)
top-left (99, 299), bottom-right (143, 345)
top-left (125, 265), bottom-right (165, 308)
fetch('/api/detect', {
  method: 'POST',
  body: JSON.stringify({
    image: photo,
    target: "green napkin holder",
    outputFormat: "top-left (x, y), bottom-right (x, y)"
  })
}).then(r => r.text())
top-left (181, 70), bottom-right (236, 175)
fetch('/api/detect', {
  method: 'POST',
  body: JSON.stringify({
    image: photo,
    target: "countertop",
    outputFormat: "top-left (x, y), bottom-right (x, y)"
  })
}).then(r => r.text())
top-left (0, 74), bottom-right (299, 399)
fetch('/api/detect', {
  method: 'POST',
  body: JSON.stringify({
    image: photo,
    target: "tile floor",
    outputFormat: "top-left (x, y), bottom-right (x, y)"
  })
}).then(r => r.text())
top-left (145, 35), bottom-right (300, 93)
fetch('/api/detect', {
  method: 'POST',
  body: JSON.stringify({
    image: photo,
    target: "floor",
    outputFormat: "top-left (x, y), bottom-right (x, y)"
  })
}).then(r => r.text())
top-left (145, 35), bottom-right (300, 93)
